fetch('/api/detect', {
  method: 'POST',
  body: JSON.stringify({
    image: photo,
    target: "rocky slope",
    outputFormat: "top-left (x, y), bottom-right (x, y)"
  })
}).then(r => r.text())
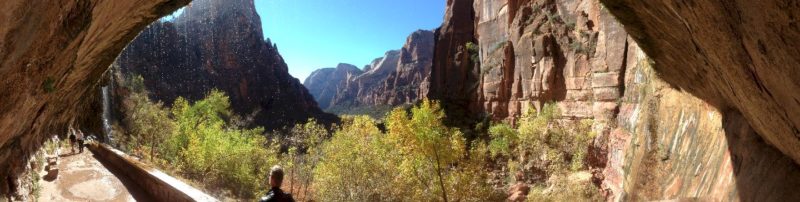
top-left (113, 0), bottom-right (336, 129)
top-left (0, 0), bottom-right (190, 197)
top-left (304, 30), bottom-right (435, 112)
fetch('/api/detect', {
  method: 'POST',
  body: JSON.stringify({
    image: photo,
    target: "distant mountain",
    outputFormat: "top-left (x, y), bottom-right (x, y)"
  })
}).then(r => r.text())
top-left (113, 0), bottom-right (336, 129)
top-left (304, 63), bottom-right (363, 109)
top-left (304, 30), bottom-right (435, 114)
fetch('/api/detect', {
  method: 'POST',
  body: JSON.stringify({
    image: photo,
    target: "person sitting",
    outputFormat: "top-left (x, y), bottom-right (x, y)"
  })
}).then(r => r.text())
top-left (259, 165), bottom-right (294, 202)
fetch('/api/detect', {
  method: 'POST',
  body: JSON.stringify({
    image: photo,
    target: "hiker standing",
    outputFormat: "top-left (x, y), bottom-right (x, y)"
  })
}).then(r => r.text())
top-left (259, 165), bottom-right (295, 202)
top-left (68, 128), bottom-right (77, 154)
top-left (77, 129), bottom-right (85, 153)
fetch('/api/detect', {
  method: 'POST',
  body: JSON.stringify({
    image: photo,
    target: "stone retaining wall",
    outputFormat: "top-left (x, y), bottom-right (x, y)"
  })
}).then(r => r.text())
top-left (87, 142), bottom-right (218, 202)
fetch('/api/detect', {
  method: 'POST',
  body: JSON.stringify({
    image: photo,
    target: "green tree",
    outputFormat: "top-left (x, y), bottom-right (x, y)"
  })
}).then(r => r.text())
top-left (312, 115), bottom-right (397, 201)
top-left (165, 90), bottom-right (276, 197)
top-left (386, 100), bottom-right (466, 201)
top-left (120, 76), bottom-right (172, 161)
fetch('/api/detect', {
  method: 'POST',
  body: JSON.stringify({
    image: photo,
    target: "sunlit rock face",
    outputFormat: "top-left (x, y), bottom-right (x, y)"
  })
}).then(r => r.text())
top-left (428, 0), bottom-right (482, 120)
top-left (304, 30), bottom-right (435, 111)
top-left (438, 0), bottom-right (800, 200)
top-left (304, 63), bottom-right (364, 109)
top-left (113, 0), bottom-right (337, 129)
top-left (598, 0), bottom-right (800, 200)
top-left (598, 0), bottom-right (800, 169)
top-left (0, 0), bottom-right (191, 196)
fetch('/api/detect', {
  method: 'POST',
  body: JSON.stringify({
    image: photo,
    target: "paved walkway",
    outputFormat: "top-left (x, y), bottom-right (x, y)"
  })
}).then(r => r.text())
top-left (39, 149), bottom-right (152, 202)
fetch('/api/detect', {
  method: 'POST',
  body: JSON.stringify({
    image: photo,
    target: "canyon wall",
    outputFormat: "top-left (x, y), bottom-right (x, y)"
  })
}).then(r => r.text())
top-left (437, 0), bottom-right (800, 200)
top-left (428, 0), bottom-right (482, 120)
top-left (606, 46), bottom-right (800, 201)
top-left (304, 30), bottom-right (435, 112)
top-left (113, 0), bottom-right (336, 129)
top-left (599, 0), bottom-right (800, 167)
top-left (0, 0), bottom-right (190, 196)
top-left (2, 0), bottom-right (799, 200)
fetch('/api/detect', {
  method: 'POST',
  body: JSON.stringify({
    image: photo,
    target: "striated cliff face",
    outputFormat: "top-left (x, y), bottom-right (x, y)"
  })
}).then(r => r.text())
top-left (428, 0), bottom-right (482, 120)
top-left (304, 30), bottom-right (435, 111)
top-left (438, 0), bottom-right (800, 200)
top-left (598, 0), bottom-right (800, 171)
top-left (114, 0), bottom-right (336, 129)
top-left (472, 0), bottom-right (628, 124)
top-left (606, 46), bottom-right (800, 201)
top-left (0, 0), bottom-right (190, 196)
top-left (598, 0), bottom-right (800, 200)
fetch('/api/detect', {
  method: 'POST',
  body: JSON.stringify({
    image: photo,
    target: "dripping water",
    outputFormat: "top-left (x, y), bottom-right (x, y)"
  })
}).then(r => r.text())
top-left (101, 83), bottom-right (115, 145)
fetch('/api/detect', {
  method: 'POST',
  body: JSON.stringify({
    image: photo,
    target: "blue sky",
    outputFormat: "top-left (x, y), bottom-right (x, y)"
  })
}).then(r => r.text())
top-left (254, 0), bottom-right (446, 81)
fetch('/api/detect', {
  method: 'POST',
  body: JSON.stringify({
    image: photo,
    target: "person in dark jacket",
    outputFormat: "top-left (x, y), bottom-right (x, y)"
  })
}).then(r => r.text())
top-left (259, 165), bottom-right (294, 202)
top-left (68, 128), bottom-right (77, 154)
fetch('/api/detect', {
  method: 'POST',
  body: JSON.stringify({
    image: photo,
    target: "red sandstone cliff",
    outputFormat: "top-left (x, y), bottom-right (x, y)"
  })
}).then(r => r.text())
top-left (2, 0), bottom-right (800, 200)
top-left (436, 0), bottom-right (800, 200)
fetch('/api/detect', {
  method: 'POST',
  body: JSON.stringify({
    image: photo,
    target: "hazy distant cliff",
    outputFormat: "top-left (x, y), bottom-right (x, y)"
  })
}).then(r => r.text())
top-left (304, 30), bottom-right (435, 112)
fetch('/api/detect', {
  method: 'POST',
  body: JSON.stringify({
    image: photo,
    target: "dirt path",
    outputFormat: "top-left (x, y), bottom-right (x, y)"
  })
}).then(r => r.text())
top-left (39, 149), bottom-right (152, 202)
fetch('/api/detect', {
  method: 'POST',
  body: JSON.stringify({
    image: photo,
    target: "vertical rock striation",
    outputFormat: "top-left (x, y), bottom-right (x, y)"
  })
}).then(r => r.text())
top-left (428, 0), bottom-right (482, 119)
top-left (114, 0), bottom-right (336, 129)
top-left (597, 0), bottom-right (800, 200)
top-left (435, 0), bottom-right (800, 200)
top-left (598, 0), bottom-right (800, 169)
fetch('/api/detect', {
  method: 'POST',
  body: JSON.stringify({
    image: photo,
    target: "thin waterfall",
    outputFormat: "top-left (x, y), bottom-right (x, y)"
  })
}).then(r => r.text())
top-left (101, 84), bottom-right (115, 145)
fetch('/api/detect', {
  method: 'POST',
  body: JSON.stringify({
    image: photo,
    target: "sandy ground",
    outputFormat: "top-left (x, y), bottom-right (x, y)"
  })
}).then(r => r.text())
top-left (39, 149), bottom-right (151, 202)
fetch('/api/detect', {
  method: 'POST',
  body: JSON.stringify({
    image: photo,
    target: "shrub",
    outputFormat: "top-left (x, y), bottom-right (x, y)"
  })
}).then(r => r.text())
top-left (313, 100), bottom-right (498, 201)
top-left (43, 77), bottom-right (56, 93)
top-left (546, 12), bottom-right (562, 23)
top-left (119, 86), bottom-right (279, 199)
top-left (165, 90), bottom-right (277, 197)
top-left (570, 41), bottom-right (585, 54)
top-left (525, 174), bottom-right (602, 202)
top-left (280, 119), bottom-right (328, 201)
top-left (466, 42), bottom-right (480, 64)
top-left (566, 21), bottom-right (576, 30)
top-left (312, 115), bottom-right (396, 201)
top-left (488, 123), bottom-right (518, 158)
top-left (483, 102), bottom-right (600, 200)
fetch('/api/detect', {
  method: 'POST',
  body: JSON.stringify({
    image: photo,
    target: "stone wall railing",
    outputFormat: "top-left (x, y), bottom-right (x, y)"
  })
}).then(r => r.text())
top-left (87, 142), bottom-right (218, 202)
